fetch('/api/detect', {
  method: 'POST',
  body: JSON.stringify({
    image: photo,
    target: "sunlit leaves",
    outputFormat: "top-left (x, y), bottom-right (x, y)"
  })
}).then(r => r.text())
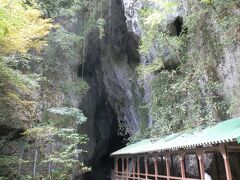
top-left (137, 58), bottom-right (164, 80)
top-left (201, 0), bottom-right (212, 4)
top-left (47, 107), bottom-right (87, 125)
top-left (0, 0), bottom-right (54, 54)
top-left (97, 18), bottom-right (105, 39)
top-left (23, 106), bottom-right (89, 178)
top-left (139, 0), bottom-right (178, 54)
top-left (135, 0), bottom-right (236, 139)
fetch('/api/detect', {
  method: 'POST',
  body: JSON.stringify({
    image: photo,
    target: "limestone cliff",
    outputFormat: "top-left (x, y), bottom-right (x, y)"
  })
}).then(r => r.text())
top-left (0, 0), bottom-right (240, 179)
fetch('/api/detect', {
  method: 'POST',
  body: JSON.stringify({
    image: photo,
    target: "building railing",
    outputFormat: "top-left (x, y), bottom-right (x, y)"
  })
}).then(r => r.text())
top-left (112, 170), bottom-right (201, 180)
top-left (111, 143), bottom-right (240, 180)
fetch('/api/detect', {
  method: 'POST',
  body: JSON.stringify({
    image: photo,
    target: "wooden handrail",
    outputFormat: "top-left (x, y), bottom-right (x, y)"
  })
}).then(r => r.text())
top-left (113, 143), bottom-right (240, 180)
top-left (113, 170), bottom-right (201, 180)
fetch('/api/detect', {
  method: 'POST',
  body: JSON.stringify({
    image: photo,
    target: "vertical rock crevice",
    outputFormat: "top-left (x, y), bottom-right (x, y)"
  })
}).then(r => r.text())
top-left (77, 0), bottom-right (141, 179)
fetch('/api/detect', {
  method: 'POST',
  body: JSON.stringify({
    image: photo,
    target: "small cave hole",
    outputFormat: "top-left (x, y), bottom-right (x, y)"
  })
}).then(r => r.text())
top-left (0, 125), bottom-right (24, 140)
top-left (169, 17), bottom-right (184, 36)
top-left (127, 33), bottom-right (140, 68)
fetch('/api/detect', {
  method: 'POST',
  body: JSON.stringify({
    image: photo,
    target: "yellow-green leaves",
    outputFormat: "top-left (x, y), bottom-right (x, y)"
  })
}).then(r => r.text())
top-left (137, 58), bottom-right (164, 80)
top-left (201, 0), bottom-right (212, 4)
top-left (142, 0), bottom-right (177, 26)
top-left (0, 0), bottom-right (54, 54)
top-left (139, 0), bottom-right (178, 54)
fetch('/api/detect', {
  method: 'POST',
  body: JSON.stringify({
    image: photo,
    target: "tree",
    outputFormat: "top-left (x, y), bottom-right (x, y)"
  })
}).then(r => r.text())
top-left (0, 0), bottom-right (54, 54)
top-left (0, 0), bottom-right (54, 129)
top-left (23, 107), bottom-right (90, 179)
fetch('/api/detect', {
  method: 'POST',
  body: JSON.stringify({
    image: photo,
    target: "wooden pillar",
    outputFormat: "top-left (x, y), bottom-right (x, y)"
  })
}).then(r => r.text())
top-left (197, 151), bottom-right (205, 180)
top-left (122, 157), bottom-right (124, 180)
top-left (137, 157), bottom-right (140, 179)
top-left (165, 155), bottom-right (171, 180)
top-left (115, 157), bottom-right (118, 179)
top-left (154, 156), bottom-right (158, 180)
top-left (144, 156), bottom-right (148, 180)
top-left (132, 157), bottom-right (135, 180)
top-left (126, 157), bottom-right (129, 179)
top-left (220, 145), bottom-right (232, 180)
top-left (180, 153), bottom-right (186, 178)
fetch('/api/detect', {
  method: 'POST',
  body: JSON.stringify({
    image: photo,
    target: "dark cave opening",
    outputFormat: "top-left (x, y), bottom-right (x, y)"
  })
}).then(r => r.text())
top-left (100, 118), bottom-right (129, 180)
top-left (0, 125), bottom-right (24, 140)
top-left (169, 17), bottom-right (183, 36)
top-left (77, 0), bottom-right (136, 179)
top-left (81, 100), bottom-right (129, 180)
top-left (82, 121), bottom-right (128, 180)
top-left (127, 32), bottom-right (140, 68)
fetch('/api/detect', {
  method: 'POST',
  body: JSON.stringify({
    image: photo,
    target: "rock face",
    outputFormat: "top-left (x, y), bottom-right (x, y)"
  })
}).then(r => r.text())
top-left (1, 0), bottom-right (240, 179)
top-left (120, 0), bottom-right (240, 178)
top-left (123, 0), bottom-right (240, 119)
top-left (78, 0), bottom-right (143, 179)
top-left (0, 0), bottom-right (143, 178)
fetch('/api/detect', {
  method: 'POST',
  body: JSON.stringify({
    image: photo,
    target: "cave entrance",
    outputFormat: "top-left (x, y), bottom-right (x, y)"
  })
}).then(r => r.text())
top-left (82, 108), bottom-right (129, 180)
top-left (100, 119), bottom-right (129, 180)
top-left (169, 17), bottom-right (183, 36)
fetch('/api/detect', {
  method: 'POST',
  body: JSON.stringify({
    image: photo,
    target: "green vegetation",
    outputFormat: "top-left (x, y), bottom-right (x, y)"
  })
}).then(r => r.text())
top-left (23, 107), bottom-right (89, 179)
top-left (1, 0), bottom-right (240, 177)
top-left (0, 0), bottom-right (104, 178)
top-left (40, 0), bottom-right (105, 66)
top-left (135, 0), bottom-right (239, 139)
top-left (0, 0), bottom-right (54, 54)
top-left (0, 0), bottom-right (53, 128)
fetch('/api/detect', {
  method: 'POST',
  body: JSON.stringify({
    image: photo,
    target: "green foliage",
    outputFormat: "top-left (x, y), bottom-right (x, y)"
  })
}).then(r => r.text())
top-left (47, 107), bottom-right (87, 126)
top-left (0, 155), bottom-right (18, 166)
top-left (137, 58), bottom-right (164, 80)
top-left (41, 0), bottom-right (103, 106)
top-left (0, 0), bottom-right (54, 54)
top-left (139, 0), bottom-right (177, 54)
top-left (23, 107), bottom-right (89, 178)
top-left (61, 79), bottom-right (89, 102)
top-left (46, 28), bottom-right (83, 61)
top-left (97, 18), bottom-right (105, 39)
top-left (0, 0), bottom-right (53, 127)
top-left (128, 129), bottom-right (151, 144)
top-left (134, 0), bottom-right (237, 139)
top-left (0, 0), bottom-right (95, 178)
top-left (0, 155), bottom-right (19, 172)
top-left (39, 0), bottom-right (105, 42)
top-left (0, 154), bottom-right (29, 179)
top-left (42, 128), bottom-right (90, 178)
top-left (201, 0), bottom-right (212, 4)
top-left (0, 56), bottom-right (43, 127)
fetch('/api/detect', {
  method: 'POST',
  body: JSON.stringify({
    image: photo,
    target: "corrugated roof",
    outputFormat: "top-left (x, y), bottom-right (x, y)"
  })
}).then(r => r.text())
top-left (111, 117), bottom-right (240, 156)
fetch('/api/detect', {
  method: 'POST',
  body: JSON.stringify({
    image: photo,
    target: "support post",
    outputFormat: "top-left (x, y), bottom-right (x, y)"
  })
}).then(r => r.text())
top-left (166, 155), bottom-right (171, 180)
top-left (122, 157), bottom-right (124, 180)
top-left (180, 153), bottom-right (186, 178)
top-left (137, 157), bottom-right (140, 179)
top-left (126, 157), bottom-right (129, 179)
top-left (220, 145), bottom-right (232, 180)
top-left (197, 151), bottom-right (205, 180)
top-left (132, 157), bottom-right (135, 180)
top-left (144, 156), bottom-right (148, 180)
top-left (154, 156), bottom-right (158, 180)
top-left (115, 157), bottom-right (118, 179)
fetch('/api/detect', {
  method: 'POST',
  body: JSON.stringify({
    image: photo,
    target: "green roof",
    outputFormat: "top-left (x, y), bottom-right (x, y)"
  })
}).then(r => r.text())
top-left (111, 117), bottom-right (240, 156)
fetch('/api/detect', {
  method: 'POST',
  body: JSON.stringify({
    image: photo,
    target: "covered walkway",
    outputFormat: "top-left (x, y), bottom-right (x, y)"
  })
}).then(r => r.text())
top-left (111, 117), bottom-right (240, 180)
